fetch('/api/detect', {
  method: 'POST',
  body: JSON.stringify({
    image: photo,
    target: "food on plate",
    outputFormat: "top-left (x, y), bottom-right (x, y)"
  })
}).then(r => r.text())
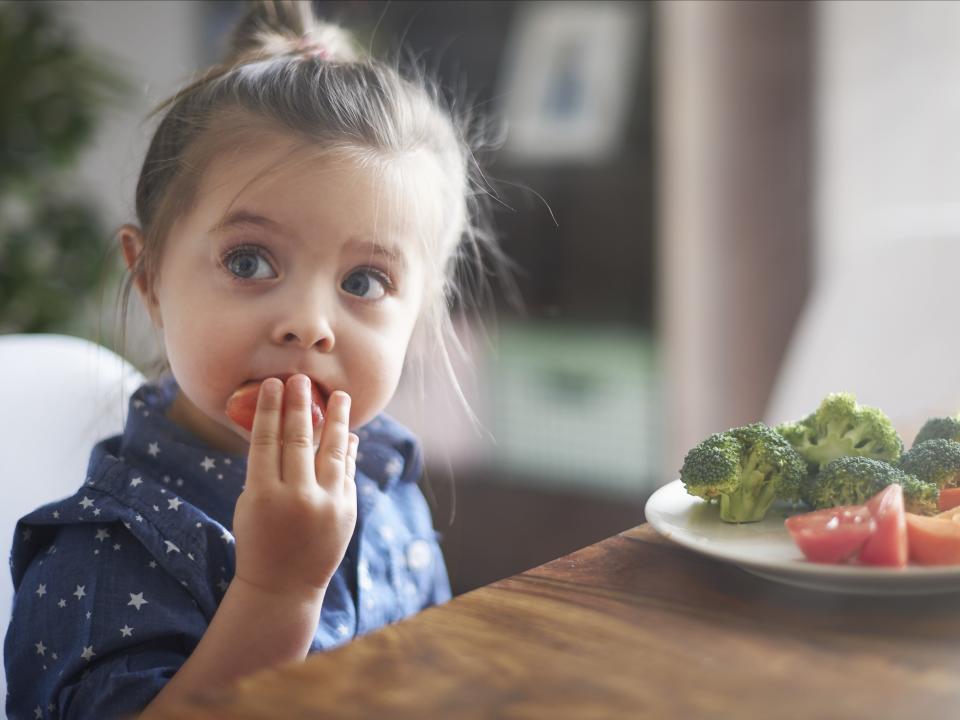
top-left (913, 415), bottom-right (960, 446)
top-left (904, 512), bottom-right (960, 566)
top-left (776, 393), bottom-right (903, 501)
top-left (784, 505), bottom-right (875, 564)
top-left (810, 456), bottom-right (938, 516)
top-left (785, 484), bottom-right (908, 567)
top-left (937, 488), bottom-right (960, 512)
top-left (898, 439), bottom-right (960, 511)
top-left (674, 393), bottom-right (960, 567)
top-left (225, 379), bottom-right (323, 432)
top-left (858, 484), bottom-right (908, 568)
top-left (679, 423), bottom-right (807, 523)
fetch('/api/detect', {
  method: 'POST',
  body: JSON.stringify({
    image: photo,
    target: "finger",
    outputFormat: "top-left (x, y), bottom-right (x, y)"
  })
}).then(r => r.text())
top-left (281, 374), bottom-right (317, 487)
top-left (247, 377), bottom-right (283, 488)
top-left (314, 390), bottom-right (351, 493)
top-left (344, 433), bottom-right (359, 492)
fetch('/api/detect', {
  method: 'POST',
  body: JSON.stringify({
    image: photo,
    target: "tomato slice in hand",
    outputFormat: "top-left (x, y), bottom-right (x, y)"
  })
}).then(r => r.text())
top-left (225, 379), bottom-right (323, 432)
top-left (785, 505), bottom-right (876, 564)
top-left (905, 513), bottom-right (960, 565)
top-left (858, 484), bottom-right (908, 568)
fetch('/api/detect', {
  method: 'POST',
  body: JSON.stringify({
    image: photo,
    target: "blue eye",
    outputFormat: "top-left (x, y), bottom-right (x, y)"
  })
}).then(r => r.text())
top-left (341, 269), bottom-right (389, 300)
top-left (223, 246), bottom-right (276, 280)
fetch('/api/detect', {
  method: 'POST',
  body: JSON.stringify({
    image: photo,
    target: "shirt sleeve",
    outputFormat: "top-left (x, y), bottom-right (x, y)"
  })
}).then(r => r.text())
top-left (5, 521), bottom-right (209, 719)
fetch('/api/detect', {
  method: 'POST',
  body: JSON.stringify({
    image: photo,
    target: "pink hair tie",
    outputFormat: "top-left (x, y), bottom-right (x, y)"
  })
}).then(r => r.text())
top-left (294, 34), bottom-right (330, 60)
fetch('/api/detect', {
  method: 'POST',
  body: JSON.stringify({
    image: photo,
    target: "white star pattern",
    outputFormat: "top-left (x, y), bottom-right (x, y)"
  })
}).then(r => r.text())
top-left (337, 624), bottom-right (350, 637)
top-left (22, 528), bottom-right (32, 541)
top-left (147, 442), bottom-right (160, 457)
top-left (200, 457), bottom-right (216, 472)
top-left (113, 543), bottom-right (121, 551)
top-left (78, 497), bottom-right (95, 510)
top-left (80, 646), bottom-right (95, 661)
top-left (34, 706), bottom-right (41, 719)
top-left (135, 514), bottom-right (144, 522)
top-left (73, 585), bottom-right (86, 600)
top-left (148, 560), bottom-right (157, 568)
top-left (35, 583), bottom-right (46, 598)
top-left (164, 540), bottom-right (181, 554)
top-left (167, 497), bottom-right (183, 511)
top-left (221, 530), bottom-right (234, 544)
top-left (94, 528), bottom-right (110, 542)
top-left (52, 510), bottom-right (59, 519)
top-left (384, 457), bottom-right (403, 478)
top-left (92, 508), bottom-right (101, 516)
top-left (130, 476), bottom-right (143, 487)
top-left (128, 592), bottom-right (148, 611)
top-left (35, 640), bottom-right (46, 656)
top-left (58, 599), bottom-right (66, 608)
top-left (120, 625), bottom-right (134, 637)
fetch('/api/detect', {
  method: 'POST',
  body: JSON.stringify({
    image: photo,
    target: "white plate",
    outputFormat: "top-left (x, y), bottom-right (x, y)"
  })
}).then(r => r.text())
top-left (644, 479), bottom-right (960, 595)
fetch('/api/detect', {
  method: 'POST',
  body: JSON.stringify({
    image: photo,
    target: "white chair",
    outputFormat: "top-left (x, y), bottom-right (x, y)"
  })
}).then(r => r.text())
top-left (765, 234), bottom-right (960, 446)
top-left (0, 334), bottom-right (144, 709)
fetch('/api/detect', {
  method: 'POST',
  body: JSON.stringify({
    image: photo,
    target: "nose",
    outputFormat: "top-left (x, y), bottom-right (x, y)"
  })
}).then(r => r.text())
top-left (272, 289), bottom-right (336, 352)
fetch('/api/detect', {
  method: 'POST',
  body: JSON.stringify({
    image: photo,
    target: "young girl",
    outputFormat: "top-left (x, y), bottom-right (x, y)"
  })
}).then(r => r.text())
top-left (4, 1), bottom-right (500, 716)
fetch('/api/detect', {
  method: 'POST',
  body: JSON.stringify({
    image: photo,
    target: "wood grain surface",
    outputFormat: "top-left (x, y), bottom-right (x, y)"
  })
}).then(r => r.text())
top-left (151, 525), bottom-right (960, 719)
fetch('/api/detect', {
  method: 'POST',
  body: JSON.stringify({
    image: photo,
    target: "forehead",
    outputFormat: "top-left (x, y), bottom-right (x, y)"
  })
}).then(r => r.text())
top-left (190, 132), bottom-right (445, 258)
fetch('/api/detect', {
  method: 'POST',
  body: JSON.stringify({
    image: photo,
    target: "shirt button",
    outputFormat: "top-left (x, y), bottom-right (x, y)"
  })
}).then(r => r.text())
top-left (406, 540), bottom-right (432, 571)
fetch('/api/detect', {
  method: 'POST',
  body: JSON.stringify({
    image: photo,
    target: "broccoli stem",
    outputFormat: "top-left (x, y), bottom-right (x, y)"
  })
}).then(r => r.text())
top-left (718, 469), bottom-right (778, 523)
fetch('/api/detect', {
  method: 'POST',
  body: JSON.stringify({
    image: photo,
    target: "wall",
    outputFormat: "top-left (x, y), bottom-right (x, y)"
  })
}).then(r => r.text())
top-left (657, 0), bottom-right (812, 475)
top-left (816, 0), bottom-right (960, 272)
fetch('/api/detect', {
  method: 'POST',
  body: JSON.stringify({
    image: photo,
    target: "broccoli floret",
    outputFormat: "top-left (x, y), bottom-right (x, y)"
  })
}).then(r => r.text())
top-left (680, 423), bottom-right (807, 523)
top-left (776, 393), bottom-right (903, 474)
top-left (913, 416), bottom-right (960, 447)
top-left (899, 439), bottom-right (960, 490)
top-left (812, 455), bottom-right (938, 515)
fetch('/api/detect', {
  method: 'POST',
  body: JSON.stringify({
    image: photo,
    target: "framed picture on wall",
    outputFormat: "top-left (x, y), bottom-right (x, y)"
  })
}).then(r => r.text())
top-left (497, 1), bottom-right (644, 164)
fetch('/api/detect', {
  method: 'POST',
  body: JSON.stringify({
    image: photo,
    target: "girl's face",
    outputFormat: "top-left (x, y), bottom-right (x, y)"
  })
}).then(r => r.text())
top-left (127, 135), bottom-right (430, 455)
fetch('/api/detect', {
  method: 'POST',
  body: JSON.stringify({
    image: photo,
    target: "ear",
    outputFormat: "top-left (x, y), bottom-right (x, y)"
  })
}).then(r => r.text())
top-left (118, 224), bottom-right (163, 327)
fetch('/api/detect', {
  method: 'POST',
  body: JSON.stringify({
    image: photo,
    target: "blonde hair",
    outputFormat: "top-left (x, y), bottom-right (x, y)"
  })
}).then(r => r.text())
top-left (121, 0), bottom-right (508, 421)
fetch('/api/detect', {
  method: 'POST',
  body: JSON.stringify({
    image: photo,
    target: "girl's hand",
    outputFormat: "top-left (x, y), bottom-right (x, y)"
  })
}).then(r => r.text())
top-left (231, 375), bottom-right (359, 602)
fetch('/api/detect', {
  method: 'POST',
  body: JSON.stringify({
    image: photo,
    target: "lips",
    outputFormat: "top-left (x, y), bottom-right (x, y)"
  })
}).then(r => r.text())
top-left (225, 376), bottom-right (327, 432)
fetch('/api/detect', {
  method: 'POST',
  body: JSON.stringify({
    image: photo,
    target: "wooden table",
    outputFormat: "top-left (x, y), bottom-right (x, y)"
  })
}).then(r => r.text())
top-left (157, 525), bottom-right (960, 719)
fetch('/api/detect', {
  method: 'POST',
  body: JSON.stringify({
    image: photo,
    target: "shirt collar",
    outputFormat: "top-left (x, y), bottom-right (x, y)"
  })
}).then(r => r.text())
top-left (119, 375), bottom-right (248, 529)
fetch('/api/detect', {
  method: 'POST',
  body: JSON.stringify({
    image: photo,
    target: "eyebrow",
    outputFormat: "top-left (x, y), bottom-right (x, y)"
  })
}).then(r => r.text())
top-left (210, 210), bottom-right (284, 234)
top-left (344, 237), bottom-right (408, 271)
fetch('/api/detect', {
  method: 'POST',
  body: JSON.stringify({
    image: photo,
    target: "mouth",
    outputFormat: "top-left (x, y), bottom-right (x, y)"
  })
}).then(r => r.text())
top-left (270, 372), bottom-right (331, 425)
top-left (268, 373), bottom-right (330, 417)
top-left (226, 374), bottom-right (329, 432)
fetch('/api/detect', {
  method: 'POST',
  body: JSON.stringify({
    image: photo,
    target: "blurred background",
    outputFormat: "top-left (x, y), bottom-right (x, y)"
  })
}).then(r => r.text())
top-left (3, 0), bottom-right (960, 595)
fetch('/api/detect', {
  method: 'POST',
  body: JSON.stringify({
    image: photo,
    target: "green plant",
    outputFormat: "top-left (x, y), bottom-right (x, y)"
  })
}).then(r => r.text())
top-left (0, 1), bottom-right (128, 334)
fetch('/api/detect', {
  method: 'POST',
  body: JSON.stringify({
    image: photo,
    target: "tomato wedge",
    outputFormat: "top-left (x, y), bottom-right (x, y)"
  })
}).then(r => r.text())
top-left (858, 484), bottom-right (907, 568)
top-left (937, 487), bottom-right (960, 512)
top-left (905, 513), bottom-right (960, 565)
top-left (785, 505), bottom-right (876, 564)
top-left (225, 379), bottom-right (323, 432)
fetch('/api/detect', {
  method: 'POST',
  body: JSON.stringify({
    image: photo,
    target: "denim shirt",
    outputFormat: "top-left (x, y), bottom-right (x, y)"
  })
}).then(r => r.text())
top-left (4, 378), bottom-right (451, 719)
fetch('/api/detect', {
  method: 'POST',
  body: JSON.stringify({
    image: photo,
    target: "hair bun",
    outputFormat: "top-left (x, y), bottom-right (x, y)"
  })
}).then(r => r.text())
top-left (228, 0), bottom-right (361, 64)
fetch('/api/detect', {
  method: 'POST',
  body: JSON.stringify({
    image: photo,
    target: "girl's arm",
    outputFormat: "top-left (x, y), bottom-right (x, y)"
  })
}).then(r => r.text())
top-left (140, 377), bottom-right (359, 715)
